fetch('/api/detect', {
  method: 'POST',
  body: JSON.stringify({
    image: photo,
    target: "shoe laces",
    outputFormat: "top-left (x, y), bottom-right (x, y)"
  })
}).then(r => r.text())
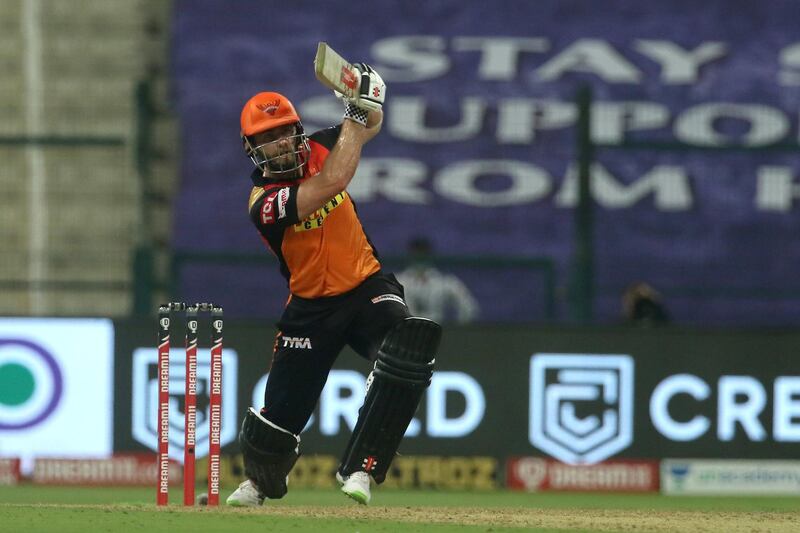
top-left (350, 471), bottom-right (370, 484)
top-left (239, 479), bottom-right (259, 492)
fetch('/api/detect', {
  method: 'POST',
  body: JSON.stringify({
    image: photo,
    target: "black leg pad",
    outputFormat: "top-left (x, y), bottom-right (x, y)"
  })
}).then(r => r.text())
top-left (339, 317), bottom-right (442, 483)
top-left (239, 407), bottom-right (300, 499)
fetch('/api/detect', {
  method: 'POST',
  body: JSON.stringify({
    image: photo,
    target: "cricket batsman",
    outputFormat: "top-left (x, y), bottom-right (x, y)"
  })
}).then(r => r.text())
top-left (226, 62), bottom-right (442, 506)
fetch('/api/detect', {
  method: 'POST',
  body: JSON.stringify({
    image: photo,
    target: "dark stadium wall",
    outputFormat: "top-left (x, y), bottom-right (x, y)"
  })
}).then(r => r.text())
top-left (114, 321), bottom-right (800, 463)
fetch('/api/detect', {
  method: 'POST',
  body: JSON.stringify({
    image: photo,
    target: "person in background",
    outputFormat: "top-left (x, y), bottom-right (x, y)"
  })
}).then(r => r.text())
top-left (622, 281), bottom-right (670, 326)
top-left (395, 237), bottom-right (479, 324)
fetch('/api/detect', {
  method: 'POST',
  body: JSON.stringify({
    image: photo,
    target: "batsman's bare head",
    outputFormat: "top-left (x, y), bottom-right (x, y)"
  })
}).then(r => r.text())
top-left (240, 92), bottom-right (310, 180)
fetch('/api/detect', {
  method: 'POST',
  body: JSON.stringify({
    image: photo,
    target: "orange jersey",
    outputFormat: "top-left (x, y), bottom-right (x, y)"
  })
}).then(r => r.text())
top-left (247, 126), bottom-right (381, 298)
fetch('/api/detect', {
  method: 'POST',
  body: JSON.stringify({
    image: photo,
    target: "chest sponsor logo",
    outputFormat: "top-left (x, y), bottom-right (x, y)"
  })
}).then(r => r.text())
top-left (294, 192), bottom-right (347, 232)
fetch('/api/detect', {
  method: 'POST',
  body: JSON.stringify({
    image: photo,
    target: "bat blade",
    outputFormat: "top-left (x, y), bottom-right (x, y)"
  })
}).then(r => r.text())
top-left (314, 42), bottom-right (359, 99)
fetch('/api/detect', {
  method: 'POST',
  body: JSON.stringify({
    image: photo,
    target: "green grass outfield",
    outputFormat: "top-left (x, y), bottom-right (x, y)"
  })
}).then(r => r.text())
top-left (2, 484), bottom-right (798, 532)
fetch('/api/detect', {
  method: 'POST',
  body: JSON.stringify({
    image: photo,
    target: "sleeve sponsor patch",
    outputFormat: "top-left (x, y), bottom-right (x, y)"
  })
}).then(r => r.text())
top-left (277, 187), bottom-right (290, 220)
top-left (260, 190), bottom-right (279, 225)
top-left (371, 294), bottom-right (407, 306)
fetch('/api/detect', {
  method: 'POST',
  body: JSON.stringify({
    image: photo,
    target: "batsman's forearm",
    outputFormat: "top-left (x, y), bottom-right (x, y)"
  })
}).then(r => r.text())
top-left (325, 120), bottom-right (365, 189)
top-left (295, 120), bottom-right (366, 220)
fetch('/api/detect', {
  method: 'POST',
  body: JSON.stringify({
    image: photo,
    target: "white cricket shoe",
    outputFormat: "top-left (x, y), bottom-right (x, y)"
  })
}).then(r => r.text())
top-left (226, 479), bottom-right (264, 507)
top-left (337, 471), bottom-right (371, 505)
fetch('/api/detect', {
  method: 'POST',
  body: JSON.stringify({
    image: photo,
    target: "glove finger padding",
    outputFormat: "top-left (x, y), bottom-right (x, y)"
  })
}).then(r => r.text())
top-left (354, 63), bottom-right (385, 112)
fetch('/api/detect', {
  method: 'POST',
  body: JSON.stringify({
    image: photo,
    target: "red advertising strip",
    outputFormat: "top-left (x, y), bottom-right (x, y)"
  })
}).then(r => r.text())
top-left (33, 454), bottom-right (182, 486)
top-left (506, 457), bottom-right (659, 492)
top-left (0, 458), bottom-right (21, 485)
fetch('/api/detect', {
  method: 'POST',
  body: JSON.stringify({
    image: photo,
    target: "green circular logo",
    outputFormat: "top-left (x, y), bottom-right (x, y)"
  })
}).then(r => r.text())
top-left (0, 363), bottom-right (35, 406)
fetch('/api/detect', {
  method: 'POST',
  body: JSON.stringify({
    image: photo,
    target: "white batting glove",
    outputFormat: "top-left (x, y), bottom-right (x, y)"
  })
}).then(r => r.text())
top-left (336, 63), bottom-right (386, 114)
top-left (353, 63), bottom-right (385, 112)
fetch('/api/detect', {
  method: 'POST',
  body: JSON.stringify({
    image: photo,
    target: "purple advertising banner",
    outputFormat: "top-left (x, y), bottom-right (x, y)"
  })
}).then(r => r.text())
top-left (172, 0), bottom-right (800, 325)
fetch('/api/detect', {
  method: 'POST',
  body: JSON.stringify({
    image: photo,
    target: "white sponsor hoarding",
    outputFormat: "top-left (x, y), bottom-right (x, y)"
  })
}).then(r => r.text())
top-left (131, 347), bottom-right (239, 463)
top-left (529, 354), bottom-right (634, 464)
top-left (251, 370), bottom-right (486, 438)
top-left (662, 459), bottom-right (800, 495)
top-left (0, 318), bottom-right (114, 474)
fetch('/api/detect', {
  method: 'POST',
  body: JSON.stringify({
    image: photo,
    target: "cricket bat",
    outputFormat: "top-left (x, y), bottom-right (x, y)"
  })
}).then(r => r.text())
top-left (314, 42), bottom-right (360, 99)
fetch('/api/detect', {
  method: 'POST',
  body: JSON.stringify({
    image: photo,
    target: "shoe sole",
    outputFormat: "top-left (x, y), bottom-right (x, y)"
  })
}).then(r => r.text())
top-left (226, 498), bottom-right (263, 507)
top-left (342, 488), bottom-right (369, 505)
